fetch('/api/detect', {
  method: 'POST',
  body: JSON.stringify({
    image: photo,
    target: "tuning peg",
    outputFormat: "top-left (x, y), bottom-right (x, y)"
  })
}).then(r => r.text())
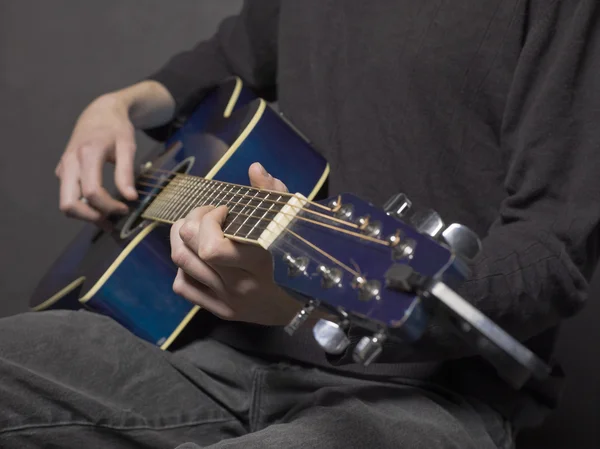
top-left (284, 300), bottom-right (319, 336)
top-left (409, 209), bottom-right (445, 238)
top-left (383, 193), bottom-right (412, 219)
top-left (335, 203), bottom-right (355, 221)
top-left (352, 330), bottom-right (387, 366)
top-left (283, 254), bottom-right (310, 277)
top-left (312, 318), bottom-right (351, 355)
top-left (441, 223), bottom-right (482, 260)
top-left (318, 264), bottom-right (343, 288)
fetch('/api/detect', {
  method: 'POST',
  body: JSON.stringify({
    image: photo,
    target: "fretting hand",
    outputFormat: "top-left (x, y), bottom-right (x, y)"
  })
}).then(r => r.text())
top-left (169, 163), bottom-right (303, 326)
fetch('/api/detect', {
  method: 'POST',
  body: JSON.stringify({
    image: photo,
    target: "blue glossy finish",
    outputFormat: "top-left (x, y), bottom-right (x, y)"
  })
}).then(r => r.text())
top-left (37, 80), bottom-right (328, 346)
top-left (86, 226), bottom-right (186, 345)
top-left (211, 105), bottom-right (327, 196)
top-left (29, 225), bottom-right (98, 310)
top-left (271, 194), bottom-right (455, 341)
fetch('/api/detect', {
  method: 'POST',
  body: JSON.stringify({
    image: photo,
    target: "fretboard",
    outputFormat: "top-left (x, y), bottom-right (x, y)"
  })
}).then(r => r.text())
top-left (142, 174), bottom-right (287, 242)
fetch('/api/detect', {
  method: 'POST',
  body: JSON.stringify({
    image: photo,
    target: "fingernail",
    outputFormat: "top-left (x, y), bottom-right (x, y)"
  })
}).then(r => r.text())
top-left (259, 163), bottom-right (271, 178)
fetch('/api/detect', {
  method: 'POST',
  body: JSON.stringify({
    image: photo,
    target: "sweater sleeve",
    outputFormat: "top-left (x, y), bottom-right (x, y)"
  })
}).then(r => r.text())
top-left (143, 0), bottom-right (280, 141)
top-left (412, 0), bottom-right (600, 361)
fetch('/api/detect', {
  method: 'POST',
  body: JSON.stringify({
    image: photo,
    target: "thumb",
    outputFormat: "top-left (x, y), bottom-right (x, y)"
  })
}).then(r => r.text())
top-left (248, 162), bottom-right (288, 193)
top-left (114, 135), bottom-right (138, 201)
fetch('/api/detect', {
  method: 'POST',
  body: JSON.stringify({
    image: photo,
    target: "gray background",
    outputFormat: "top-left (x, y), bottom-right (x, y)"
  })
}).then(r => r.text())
top-left (0, 1), bottom-right (597, 448)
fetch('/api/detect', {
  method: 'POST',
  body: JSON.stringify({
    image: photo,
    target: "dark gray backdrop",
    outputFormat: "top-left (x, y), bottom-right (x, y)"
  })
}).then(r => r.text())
top-left (0, 1), bottom-right (597, 448)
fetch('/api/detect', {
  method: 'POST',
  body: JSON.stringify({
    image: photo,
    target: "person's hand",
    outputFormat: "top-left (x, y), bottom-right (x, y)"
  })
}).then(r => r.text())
top-left (55, 94), bottom-right (138, 223)
top-left (169, 162), bottom-right (303, 326)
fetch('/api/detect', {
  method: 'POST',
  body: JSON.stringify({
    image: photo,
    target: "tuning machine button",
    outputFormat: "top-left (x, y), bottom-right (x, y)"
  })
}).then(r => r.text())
top-left (441, 223), bottom-right (482, 260)
top-left (409, 209), bottom-right (445, 238)
top-left (313, 318), bottom-right (351, 355)
top-left (284, 254), bottom-right (309, 277)
top-left (383, 193), bottom-right (482, 261)
top-left (353, 330), bottom-right (387, 366)
top-left (384, 193), bottom-right (412, 219)
top-left (318, 265), bottom-right (343, 288)
top-left (284, 299), bottom-right (319, 335)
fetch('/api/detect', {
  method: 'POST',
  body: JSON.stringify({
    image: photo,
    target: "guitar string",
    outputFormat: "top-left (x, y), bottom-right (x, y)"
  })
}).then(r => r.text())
top-left (135, 176), bottom-right (389, 246)
top-left (142, 167), bottom-right (332, 211)
top-left (141, 192), bottom-right (365, 280)
top-left (165, 205), bottom-right (367, 283)
top-left (138, 172), bottom-right (347, 226)
top-left (138, 176), bottom-right (380, 257)
top-left (137, 186), bottom-right (390, 246)
top-left (134, 190), bottom-right (375, 289)
top-left (136, 177), bottom-right (360, 229)
top-left (144, 199), bottom-right (390, 246)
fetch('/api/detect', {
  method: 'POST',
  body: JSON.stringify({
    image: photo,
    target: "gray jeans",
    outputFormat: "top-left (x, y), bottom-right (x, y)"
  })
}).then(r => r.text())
top-left (0, 310), bottom-right (513, 448)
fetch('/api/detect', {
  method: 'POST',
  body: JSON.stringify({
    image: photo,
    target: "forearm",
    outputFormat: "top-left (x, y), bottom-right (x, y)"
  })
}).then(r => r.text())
top-left (107, 80), bottom-right (176, 130)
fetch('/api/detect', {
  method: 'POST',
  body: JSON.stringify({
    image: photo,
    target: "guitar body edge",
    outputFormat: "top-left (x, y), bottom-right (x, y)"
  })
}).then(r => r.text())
top-left (30, 78), bottom-right (329, 350)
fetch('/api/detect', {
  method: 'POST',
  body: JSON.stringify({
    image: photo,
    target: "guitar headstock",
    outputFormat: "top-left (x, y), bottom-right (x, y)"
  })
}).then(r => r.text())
top-left (271, 192), bottom-right (551, 388)
top-left (272, 192), bottom-right (475, 358)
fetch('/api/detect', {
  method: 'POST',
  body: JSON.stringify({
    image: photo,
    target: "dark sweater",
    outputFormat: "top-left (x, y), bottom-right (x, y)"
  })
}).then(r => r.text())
top-left (146, 0), bottom-right (600, 426)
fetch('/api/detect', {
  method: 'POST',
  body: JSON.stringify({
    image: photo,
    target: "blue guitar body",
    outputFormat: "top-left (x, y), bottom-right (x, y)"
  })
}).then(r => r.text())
top-left (30, 78), bottom-right (330, 348)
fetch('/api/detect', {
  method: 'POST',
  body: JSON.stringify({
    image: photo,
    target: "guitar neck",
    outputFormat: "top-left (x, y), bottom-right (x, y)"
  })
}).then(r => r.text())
top-left (142, 174), bottom-right (305, 245)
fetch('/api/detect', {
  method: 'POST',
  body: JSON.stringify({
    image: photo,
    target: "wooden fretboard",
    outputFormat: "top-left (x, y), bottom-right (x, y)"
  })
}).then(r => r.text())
top-left (142, 174), bottom-right (288, 242)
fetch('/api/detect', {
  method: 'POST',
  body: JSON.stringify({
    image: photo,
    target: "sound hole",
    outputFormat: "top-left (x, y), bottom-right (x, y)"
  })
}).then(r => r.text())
top-left (119, 157), bottom-right (195, 239)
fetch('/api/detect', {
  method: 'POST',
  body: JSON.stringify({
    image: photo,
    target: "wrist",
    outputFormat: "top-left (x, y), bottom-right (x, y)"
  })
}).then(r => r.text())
top-left (114, 81), bottom-right (176, 129)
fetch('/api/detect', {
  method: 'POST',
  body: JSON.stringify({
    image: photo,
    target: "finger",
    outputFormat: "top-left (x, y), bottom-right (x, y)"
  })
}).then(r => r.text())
top-left (248, 162), bottom-right (288, 193)
top-left (114, 134), bottom-right (138, 201)
top-left (172, 269), bottom-right (235, 319)
top-left (78, 144), bottom-right (129, 215)
top-left (180, 205), bottom-right (271, 269)
top-left (170, 220), bottom-right (227, 295)
top-left (58, 155), bottom-right (103, 222)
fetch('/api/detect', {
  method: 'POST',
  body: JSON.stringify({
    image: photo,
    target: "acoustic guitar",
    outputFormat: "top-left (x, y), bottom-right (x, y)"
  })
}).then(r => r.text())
top-left (30, 77), bottom-right (550, 389)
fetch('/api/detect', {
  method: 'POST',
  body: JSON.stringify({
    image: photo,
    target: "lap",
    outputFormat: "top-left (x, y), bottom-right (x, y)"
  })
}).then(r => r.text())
top-left (0, 310), bottom-right (512, 449)
top-left (0, 310), bottom-right (245, 448)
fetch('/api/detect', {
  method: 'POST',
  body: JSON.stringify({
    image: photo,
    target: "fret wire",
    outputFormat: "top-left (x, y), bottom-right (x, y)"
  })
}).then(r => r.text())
top-left (155, 180), bottom-right (179, 220)
top-left (223, 186), bottom-right (254, 234)
top-left (207, 181), bottom-right (233, 208)
top-left (167, 176), bottom-right (194, 222)
top-left (147, 178), bottom-right (170, 218)
top-left (178, 176), bottom-right (208, 219)
top-left (245, 192), bottom-right (272, 239)
top-left (170, 177), bottom-right (201, 221)
top-left (161, 177), bottom-right (187, 222)
top-left (187, 177), bottom-right (215, 213)
top-left (196, 179), bottom-right (224, 208)
top-left (213, 181), bottom-right (242, 208)
top-left (174, 176), bottom-right (208, 220)
top-left (221, 186), bottom-right (249, 232)
top-left (179, 177), bottom-right (210, 219)
top-left (146, 169), bottom-right (339, 213)
top-left (231, 190), bottom-right (262, 237)
top-left (226, 186), bottom-right (249, 213)
top-left (218, 184), bottom-right (239, 210)
top-left (152, 176), bottom-right (270, 210)
top-left (143, 175), bottom-right (338, 228)
top-left (257, 193), bottom-right (284, 238)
